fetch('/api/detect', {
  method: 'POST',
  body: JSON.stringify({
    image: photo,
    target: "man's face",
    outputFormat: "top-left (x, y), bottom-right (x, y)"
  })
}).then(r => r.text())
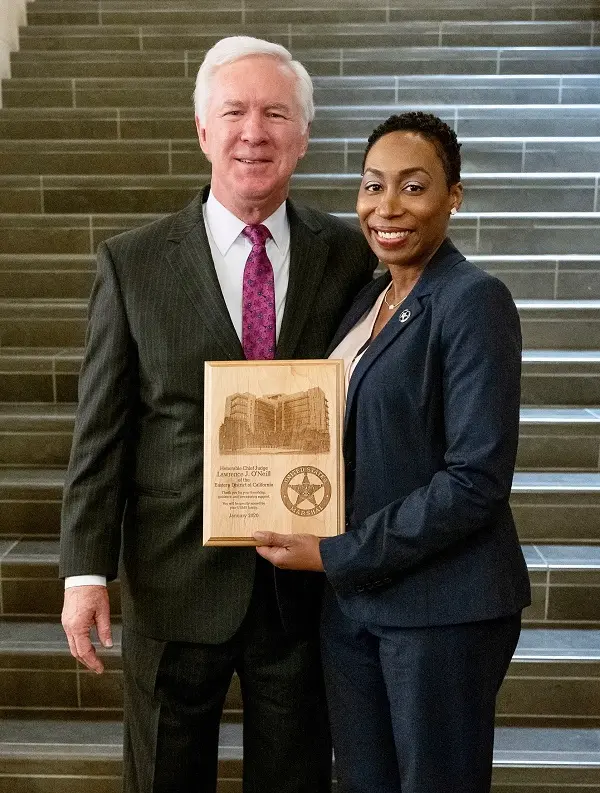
top-left (197, 55), bottom-right (310, 221)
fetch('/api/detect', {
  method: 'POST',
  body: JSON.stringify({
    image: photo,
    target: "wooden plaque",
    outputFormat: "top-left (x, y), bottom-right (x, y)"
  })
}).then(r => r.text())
top-left (203, 359), bottom-right (345, 546)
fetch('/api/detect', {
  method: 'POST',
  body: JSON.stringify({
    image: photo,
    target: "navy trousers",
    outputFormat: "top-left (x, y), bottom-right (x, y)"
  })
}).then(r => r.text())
top-left (321, 587), bottom-right (521, 793)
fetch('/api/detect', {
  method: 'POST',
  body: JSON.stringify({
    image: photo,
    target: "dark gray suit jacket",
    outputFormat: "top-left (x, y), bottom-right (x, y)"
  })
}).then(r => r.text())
top-left (320, 239), bottom-right (531, 627)
top-left (60, 186), bottom-right (376, 643)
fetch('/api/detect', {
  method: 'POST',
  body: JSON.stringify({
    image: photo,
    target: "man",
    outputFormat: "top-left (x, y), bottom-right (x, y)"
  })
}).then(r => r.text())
top-left (60, 36), bottom-right (376, 793)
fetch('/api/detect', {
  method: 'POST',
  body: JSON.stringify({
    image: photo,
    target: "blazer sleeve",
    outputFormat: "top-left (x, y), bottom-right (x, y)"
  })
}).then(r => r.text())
top-left (320, 276), bottom-right (522, 593)
top-left (59, 240), bottom-right (138, 581)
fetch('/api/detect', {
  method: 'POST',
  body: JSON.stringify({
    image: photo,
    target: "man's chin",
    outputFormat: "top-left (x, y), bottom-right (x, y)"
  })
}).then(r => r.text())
top-left (235, 180), bottom-right (287, 204)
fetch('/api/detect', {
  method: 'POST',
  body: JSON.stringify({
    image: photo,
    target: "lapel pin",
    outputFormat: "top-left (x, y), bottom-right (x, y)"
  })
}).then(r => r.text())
top-left (399, 309), bottom-right (411, 323)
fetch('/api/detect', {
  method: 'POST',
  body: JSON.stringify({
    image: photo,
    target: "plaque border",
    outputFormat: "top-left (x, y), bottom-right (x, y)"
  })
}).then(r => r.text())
top-left (203, 359), bottom-right (345, 546)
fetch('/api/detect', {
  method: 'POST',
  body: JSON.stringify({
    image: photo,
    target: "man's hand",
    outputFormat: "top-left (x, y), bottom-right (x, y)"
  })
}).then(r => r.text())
top-left (253, 531), bottom-right (324, 572)
top-left (61, 585), bottom-right (113, 674)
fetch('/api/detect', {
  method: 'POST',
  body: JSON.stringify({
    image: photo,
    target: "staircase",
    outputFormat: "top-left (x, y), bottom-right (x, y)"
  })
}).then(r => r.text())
top-left (1, 0), bottom-right (600, 790)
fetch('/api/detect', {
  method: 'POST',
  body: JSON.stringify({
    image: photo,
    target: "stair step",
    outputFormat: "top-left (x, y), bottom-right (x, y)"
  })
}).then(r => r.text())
top-left (0, 539), bottom-right (121, 619)
top-left (1, 137), bottom-right (600, 177)
top-left (0, 537), bottom-right (598, 624)
top-left (4, 74), bottom-right (600, 109)
top-left (1, 404), bottom-right (599, 469)
top-left (471, 254), bottom-right (600, 301)
top-left (0, 347), bottom-right (598, 407)
top-left (0, 720), bottom-right (598, 791)
top-left (516, 300), bottom-right (600, 351)
top-left (0, 172), bottom-right (597, 216)
top-left (0, 210), bottom-right (598, 258)
top-left (23, 0), bottom-right (600, 27)
top-left (0, 622), bottom-right (598, 724)
top-left (1, 297), bottom-right (598, 349)
top-left (521, 350), bottom-right (600, 407)
top-left (16, 20), bottom-right (599, 52)
top-left (3, 104), bottom-right (600, 140)
top-left (1, 252), bottom-right (598, 301)
top-left (1, 467), bottom-right (599, 540)
top-left (10, 45), bottom-right (600, 78)
top-left (0, 255), bottom-right (94, 299)
top-left (0, 349), bottom-right (80, 404)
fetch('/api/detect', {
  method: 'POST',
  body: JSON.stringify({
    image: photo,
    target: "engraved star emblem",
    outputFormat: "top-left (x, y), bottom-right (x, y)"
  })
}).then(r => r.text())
top-left (290, 473), bottom-right (323, 507)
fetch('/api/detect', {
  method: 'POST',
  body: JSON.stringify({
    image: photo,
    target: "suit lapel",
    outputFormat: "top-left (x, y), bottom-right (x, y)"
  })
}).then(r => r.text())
top-left (275, 201), bottom-right (330, 359)
top-left (165, 187), bottom-right (243, 360)
top-left (343, 239), bottom-right (465, 431)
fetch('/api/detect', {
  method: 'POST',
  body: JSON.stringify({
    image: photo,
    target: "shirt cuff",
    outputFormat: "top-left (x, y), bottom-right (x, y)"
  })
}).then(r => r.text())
top-left (64, 575), bottom-right (107, 588)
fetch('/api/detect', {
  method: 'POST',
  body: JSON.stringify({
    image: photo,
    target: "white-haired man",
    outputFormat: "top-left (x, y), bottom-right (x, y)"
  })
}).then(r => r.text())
top-left (60, 36), bottom-right (376, 793)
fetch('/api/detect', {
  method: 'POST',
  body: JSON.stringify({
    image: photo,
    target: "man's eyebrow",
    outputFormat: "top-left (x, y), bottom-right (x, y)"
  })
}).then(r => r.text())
top-left (217, 100), bottom-right (293, 114)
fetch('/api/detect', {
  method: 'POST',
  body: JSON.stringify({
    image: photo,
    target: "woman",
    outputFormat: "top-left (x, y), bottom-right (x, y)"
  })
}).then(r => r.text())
top-left (255, 112), bottom-right (531, 793)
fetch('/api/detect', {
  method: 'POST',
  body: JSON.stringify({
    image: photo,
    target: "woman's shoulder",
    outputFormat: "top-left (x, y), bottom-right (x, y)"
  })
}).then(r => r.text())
top-left (436, 253), bottom-right (514, 307)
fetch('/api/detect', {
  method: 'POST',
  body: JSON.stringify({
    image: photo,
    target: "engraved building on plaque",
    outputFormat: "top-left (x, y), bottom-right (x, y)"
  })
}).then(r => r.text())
top-left (219, 387), bottom-right (330, 454)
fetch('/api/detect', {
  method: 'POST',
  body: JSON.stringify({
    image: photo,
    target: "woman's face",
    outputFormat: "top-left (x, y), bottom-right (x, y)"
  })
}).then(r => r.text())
top-left (357, 131), bottom-right (463, 270)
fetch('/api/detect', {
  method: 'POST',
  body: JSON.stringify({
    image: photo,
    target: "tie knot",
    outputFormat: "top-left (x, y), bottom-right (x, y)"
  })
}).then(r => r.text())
top-left (242, 224), bottom-right (271, 248)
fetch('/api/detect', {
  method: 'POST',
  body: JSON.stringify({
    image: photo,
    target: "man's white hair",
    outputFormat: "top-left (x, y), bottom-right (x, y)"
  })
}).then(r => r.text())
top-left (194, 36), bottom-right (315, 129)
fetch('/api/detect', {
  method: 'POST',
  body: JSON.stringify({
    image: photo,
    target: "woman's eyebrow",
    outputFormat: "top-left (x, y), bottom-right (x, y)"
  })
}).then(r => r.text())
top-left (363, 166), bottom-right (430, 178)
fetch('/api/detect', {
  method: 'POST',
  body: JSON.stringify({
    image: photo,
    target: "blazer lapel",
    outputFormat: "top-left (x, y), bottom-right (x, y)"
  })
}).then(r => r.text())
top-left (275, 200), bottom-right (330, 359)
top-left (344, 294), bottom-right (425, 431)
top-left (165, 187), bottom-right (243, 360)
top-left (326, 274), bottom-right (390, 356)
top-left (343, 239), bottom-right (466, 430)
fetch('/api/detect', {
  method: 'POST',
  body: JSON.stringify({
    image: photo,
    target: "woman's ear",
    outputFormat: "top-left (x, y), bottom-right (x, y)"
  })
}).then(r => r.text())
top-left (449, 182), bottom-right (464, 215)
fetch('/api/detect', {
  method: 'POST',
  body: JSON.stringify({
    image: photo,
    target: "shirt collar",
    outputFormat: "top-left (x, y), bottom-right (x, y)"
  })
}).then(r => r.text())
top-left (205, 191), bottom-right (289, 256)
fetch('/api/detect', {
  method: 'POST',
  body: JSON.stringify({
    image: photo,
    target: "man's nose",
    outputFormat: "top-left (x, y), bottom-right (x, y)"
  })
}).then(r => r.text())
top-left (240, 112), bottom-right (268, 143)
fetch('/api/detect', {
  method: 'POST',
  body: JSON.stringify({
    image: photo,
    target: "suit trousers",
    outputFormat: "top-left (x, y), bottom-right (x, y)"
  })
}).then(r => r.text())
top-left (321, 587), bottom-right (521, 793)
top-left (122, 556), bottom-right (331, 793)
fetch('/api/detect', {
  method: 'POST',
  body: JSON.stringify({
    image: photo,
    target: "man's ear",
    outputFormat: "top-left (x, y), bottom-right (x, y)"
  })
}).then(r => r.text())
top-left (298, 123), bottom-right (311, 159)
top-left (195, 115), bottom-right (210, 158)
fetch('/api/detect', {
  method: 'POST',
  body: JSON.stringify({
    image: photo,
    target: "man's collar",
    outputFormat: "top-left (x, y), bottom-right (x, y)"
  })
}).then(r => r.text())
top-left (205, 191), bottom-right (289, 255)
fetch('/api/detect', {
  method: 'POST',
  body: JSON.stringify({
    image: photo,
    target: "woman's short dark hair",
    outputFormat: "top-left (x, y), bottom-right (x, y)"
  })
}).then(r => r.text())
top-left (362, 112), bottom-right (462, 186)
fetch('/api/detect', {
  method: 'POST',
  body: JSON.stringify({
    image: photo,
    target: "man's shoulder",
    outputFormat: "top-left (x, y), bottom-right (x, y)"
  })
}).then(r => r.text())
top-left (102, 192), bottom-right (204, 256)
top-left (290, 202), bottom-right (366, 245)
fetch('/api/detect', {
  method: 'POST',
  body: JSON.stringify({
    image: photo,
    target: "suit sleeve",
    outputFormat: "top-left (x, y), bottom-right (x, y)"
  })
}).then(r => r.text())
top-left (320, 276), bottom-right (522, 593)
top-left (59, 240), bottom-right (137, 581)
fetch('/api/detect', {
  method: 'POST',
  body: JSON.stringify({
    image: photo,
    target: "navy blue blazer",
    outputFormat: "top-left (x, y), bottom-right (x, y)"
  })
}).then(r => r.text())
top-left (320, 239), bottom-right (531, 628)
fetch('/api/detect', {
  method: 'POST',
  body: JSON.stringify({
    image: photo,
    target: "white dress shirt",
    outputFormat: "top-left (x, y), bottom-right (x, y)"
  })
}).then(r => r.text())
top-left (65, 191), bottom-right (292, 589)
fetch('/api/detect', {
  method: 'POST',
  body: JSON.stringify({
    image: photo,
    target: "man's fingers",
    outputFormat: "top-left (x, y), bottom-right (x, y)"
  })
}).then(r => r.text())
top-left (95, 608), bottom-right (113, 649)
top-left (64, 631), bottom-right (78, 661)
top-left (61, 585), bottom-right (111, 674)
top-left (71, 630), bottom-right (104, 674)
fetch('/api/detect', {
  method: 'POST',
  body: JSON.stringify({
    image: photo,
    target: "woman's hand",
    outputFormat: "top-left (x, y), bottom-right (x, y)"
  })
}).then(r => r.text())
top-left (253, 531), bottom-right (324, 572)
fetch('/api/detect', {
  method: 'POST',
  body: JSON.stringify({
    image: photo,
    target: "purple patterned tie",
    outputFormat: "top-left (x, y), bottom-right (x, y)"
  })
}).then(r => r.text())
top-left (241, 224), bottom-right (276, 360)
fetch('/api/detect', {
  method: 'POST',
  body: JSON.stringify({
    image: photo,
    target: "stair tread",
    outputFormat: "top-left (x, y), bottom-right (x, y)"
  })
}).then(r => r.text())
top-left (513, 472), bottom-right (600, 489)
top-left (3, 536), bottom-right (600, 571)
top-left (4, 297), bottom-right (600, 312)
top-left (2, 404), bottom-right (599, 422)
top-left (0, 718), bottom-right (598, 765)
top-left (1, 621), bottom-right (598, 659)
top-left (2, 347), bottom-right (599, 363)
top-left (2, 468), bottom-right (600, 490)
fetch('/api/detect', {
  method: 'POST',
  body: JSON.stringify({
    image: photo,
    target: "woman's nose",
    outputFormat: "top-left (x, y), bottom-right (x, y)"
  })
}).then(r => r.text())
top-left (376, 193), bottom-right (403, 217)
